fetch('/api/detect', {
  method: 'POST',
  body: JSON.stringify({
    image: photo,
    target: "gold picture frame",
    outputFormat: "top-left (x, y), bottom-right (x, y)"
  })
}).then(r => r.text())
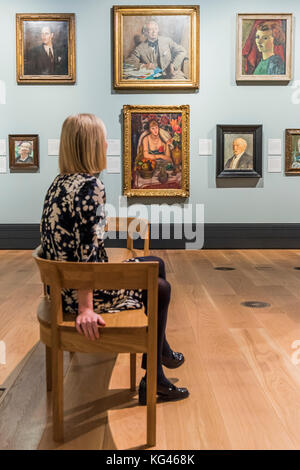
top-left (16, 13), bottom-right (76, 84)
top-left (285, 129), bottom-right (300, 175)
top-left (123, 105), bottom-right (190, 197)
top-left (114, 5), bottom-right (199, 90)
top-left (236, 13), bottom-right (293, 84)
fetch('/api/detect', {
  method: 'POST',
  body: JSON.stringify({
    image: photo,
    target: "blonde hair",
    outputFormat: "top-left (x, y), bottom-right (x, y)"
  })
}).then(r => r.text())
top-left (59, 113), bottom-right (107, 174)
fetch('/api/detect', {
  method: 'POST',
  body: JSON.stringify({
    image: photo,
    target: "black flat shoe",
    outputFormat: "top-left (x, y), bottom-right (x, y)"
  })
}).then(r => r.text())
top-left (162, 351), bottom-right (185, 369)
top-left (138, 377), bottom-right (189, 406)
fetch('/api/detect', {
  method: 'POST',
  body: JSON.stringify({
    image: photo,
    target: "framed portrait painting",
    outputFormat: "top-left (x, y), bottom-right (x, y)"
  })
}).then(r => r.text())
top-left (114, 5), bottom-right (199, 90)
top-left (16, 13), bottom-right (76, 84)
top-left (216, 125), bottom-right (262, 178)
top-left (123, 105), bottom-right (190, 197)
top-left (236, 13), bottom-right (293, 83)
top-left (9, 134), bottom-right (39, 171)
top-left (285, 129), bottom-right (300, 175)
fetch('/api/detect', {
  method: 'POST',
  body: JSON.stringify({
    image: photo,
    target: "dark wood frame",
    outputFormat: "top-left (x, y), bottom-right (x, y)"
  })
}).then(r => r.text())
top-left (285, 129), bottom-right (300, 175)
top-left (9, 134), bottom-right (39, 171)
top-left (16, 13), bottom-right (76, 84)
top-left (216, 125), bottom-right (262, 178)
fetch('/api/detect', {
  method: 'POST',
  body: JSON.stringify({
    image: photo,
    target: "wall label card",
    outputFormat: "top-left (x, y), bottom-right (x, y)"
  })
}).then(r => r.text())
top-left (48, 139), bottom-right (60, 156)
top-left (0, 139), bottom-right (6, 155)
top-left (268, 139), bottom-right (282, 155)
top-left (0, 81), bottom-right (6, 104)
top-left (199, 139), bottom-right (212, 155)
top-left (0, 157), bottom-right (7, 173)
top-left (268, 156), bottom-right (282, 173)
top-left (107, 139), bottom-right (121, 156)
top-left (106, 156), bottom-right (121, 173)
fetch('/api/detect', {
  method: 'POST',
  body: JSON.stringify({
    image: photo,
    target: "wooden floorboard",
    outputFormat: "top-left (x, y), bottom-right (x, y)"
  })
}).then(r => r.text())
top-left (1, 249), bottom-right (300, 449)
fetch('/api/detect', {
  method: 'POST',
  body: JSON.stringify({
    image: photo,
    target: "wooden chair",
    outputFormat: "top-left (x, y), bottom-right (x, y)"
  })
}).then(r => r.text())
top-left (33, 218), bottom-right (159, 447)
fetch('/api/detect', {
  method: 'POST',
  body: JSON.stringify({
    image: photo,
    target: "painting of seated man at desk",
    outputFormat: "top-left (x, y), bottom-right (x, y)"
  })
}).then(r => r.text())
top-left (123, 16), bottom-right (189, 81)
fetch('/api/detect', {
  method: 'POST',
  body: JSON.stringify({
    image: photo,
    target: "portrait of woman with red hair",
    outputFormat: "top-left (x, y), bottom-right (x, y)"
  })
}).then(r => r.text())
top-left (243, 20), bottom-right (285, 75)
top-left (236, 14), bottom-right (292, 82)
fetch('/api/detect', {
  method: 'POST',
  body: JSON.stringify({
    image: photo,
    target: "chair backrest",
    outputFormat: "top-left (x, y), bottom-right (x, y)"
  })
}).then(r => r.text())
top-left (33, 245), bottom-right (158, 327)
top-left (104, 217), bottom-right (150, 254)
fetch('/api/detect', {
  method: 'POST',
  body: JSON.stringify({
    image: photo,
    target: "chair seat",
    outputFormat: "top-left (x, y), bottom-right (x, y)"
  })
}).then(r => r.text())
top-left (105, 247), bottom-right (145, 262)
top-left (37, 298), bottom-right (148, 353)
top-left (37, 298), bottom-right (147, 329)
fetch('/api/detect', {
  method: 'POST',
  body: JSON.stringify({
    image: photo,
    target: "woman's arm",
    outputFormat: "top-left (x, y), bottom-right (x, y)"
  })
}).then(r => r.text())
top-left (142, 136), bottom-right (172, 162)
top-left (76, 289), bottom-right (106, 341)
top-left (74, 179), bottom-right (107, 341)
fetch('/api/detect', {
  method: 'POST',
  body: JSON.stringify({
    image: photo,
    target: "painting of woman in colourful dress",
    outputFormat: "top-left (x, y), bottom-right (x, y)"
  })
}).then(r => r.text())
top-left (131, 113), bottom-right (183, 191)
top-left (123, 105), bottom-right (189, 197)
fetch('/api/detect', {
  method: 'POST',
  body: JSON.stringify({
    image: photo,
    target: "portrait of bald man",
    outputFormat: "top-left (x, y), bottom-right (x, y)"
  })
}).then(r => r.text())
top-left (224, 137), bottom-right (254, 170)
top-left (24, 21), bottom-right (68, 76)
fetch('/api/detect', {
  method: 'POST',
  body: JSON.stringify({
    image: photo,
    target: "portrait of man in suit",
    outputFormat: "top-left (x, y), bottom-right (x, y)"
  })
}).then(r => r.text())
top-left (224, 137), bottom-right (254, 170)
top-left (24, 21), bottom-right (68, 76)
top-left (123, 16), bottom-right (189, 80)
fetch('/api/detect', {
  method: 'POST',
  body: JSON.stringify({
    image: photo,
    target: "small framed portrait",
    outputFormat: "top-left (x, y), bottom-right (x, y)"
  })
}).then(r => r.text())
top-left (16, 13), bottom-right (76, 84)
top-left (9, 135), bottom-right (39, 171)
top-left (114, 5), bottom-right (199, 90)
top-left (123, 105), bottom-right (190, 197)
top-left (236, 13), bottom-right (293, 83)
top-left (216, 125), bottom-right (262, 178)
top-left (285, 129), bottom-right (300, 175)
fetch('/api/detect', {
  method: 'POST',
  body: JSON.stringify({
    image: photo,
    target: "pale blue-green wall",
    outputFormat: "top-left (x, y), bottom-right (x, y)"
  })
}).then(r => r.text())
top-left (0, 0), bottom-right (300, 224)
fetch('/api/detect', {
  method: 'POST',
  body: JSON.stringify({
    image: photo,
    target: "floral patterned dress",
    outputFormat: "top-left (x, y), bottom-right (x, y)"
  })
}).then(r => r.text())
top-left (40, 173), bottom-right (143, 316)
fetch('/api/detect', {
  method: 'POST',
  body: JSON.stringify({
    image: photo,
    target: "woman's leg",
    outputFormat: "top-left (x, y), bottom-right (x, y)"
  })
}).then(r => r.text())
top-left (140, 277), bottom-right (171, 383)
top-left (131, 256), bottom-right (173, 382)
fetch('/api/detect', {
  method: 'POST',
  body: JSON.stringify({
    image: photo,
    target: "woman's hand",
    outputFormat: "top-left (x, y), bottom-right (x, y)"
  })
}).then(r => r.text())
top-left (75, 308), bottom-right (106, 341)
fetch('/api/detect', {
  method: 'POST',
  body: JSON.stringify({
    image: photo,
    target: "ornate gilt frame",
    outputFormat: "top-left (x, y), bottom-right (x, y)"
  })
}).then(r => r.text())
top-left (114, 5), bottom-right (199, 90)
top-left (123, 105), bottom-right (190, 197)
top-left (236, 13), bottom-right (293, 84)
top-left (16, 13), bottom-right (76, 84)
top-left (285, 129), bottom-right (300, 175)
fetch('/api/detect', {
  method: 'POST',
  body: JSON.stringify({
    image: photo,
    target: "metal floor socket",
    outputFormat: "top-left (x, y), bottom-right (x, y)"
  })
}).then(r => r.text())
top-left (241, 301), bottom-right (271, 308)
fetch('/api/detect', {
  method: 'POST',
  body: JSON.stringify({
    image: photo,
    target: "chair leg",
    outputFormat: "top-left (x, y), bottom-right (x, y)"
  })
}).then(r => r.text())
top-left (130, 353), bottom-right (136, 391)
top-left (146, 351), bottom-right (157, 447)
top-left (52, 347), bottom-right (64, 442)
top-left (45, 346), bottom-right (52, 392)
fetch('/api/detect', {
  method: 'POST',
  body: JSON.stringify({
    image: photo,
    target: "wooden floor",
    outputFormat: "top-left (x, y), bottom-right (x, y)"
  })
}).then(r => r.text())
top-left (1, 249), bottom-right (300, 449)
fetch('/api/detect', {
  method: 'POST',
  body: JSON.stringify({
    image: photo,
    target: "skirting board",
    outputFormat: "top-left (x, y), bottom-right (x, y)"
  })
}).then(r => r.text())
top-left (1, 223), bottom-right (300, 249)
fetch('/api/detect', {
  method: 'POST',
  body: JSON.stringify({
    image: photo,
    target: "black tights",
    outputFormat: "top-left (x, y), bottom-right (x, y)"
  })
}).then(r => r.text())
top-left (133, 256), bottom-right (173, 384)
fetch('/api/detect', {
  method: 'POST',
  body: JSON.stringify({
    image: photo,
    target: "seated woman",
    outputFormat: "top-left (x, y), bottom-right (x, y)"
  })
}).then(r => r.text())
top-left (141, 119), bottom-right (173, 163)
top-left (40, 113), bottom-right (189, 405)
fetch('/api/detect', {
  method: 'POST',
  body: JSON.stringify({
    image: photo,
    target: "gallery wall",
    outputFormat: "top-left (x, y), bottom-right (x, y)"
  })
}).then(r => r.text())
top-left (0, 0), bottom-right (300, 225)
